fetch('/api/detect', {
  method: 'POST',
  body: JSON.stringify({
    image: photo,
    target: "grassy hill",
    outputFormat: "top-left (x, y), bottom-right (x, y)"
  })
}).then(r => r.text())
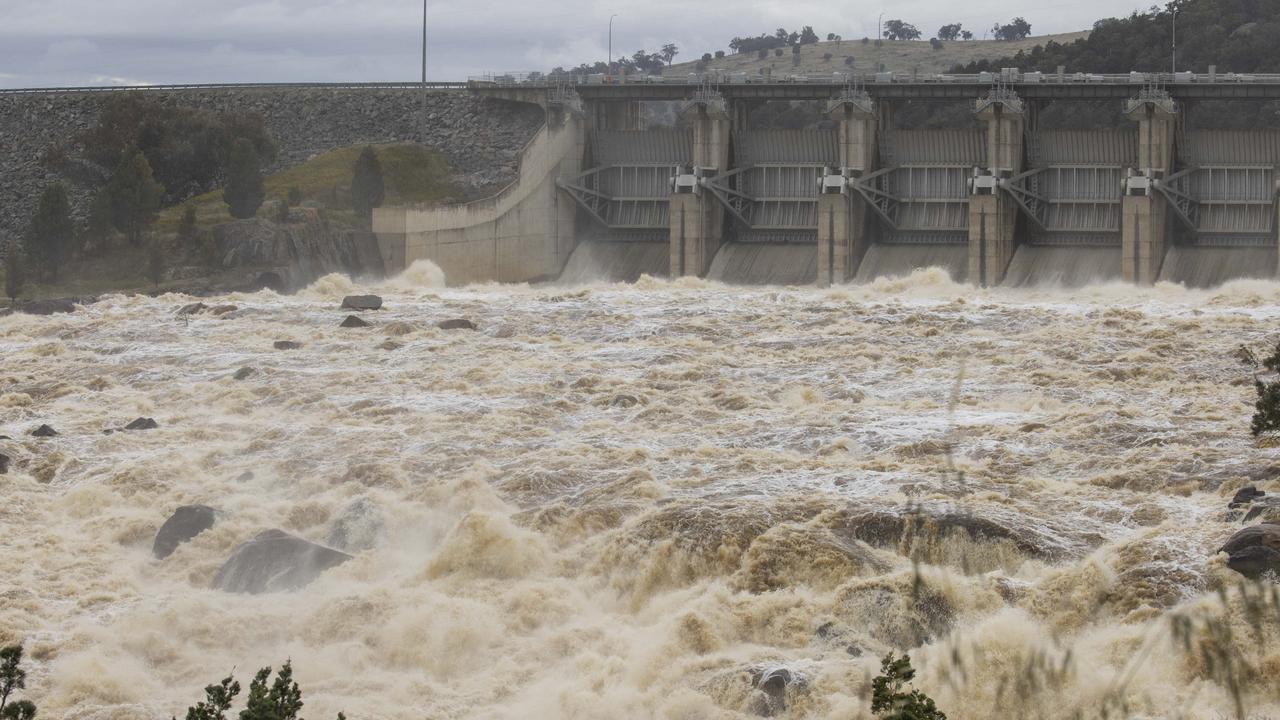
top-left (666, 31), bottom-right (1089, 78)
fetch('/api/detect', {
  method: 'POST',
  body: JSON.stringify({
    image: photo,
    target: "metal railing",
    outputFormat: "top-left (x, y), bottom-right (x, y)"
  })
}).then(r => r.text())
top-left (468, 70), bottom-right (1280, 87)
top-left (0, 81), bottom-right (470, 95)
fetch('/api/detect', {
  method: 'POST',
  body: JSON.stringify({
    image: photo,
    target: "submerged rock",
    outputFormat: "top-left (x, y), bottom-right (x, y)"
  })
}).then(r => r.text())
top-left (233, 366), bottom-right (256, 381)
top-left (124, 417), bottom-right (159, 431)
top-left (1219, 523), bottom-right (1280, 578)
top-left (341, 295), bottom-right (382, 311)
top-left (273, 340), bottom-right (302, 350)
top-left (340, 314), bottom-right (370, 328)
top-left (153, 505), bottom-right (217, 559)
top-left (177, 302), bottom-right (208, 315)
top-left (214, 529), bottom-right (352, 593)
top-left (30, 424), bottom-right (58, 437)
top-left (1230, 485), bottom-right (1266, 508)
top-left (437, 318), bottom-right (477, 331)
top-left (16, 298), bottom-right (77, 315)
top-left (0, 452), bottom-right (9, 474)
top-left (325, 497), bottom-right (387, 553)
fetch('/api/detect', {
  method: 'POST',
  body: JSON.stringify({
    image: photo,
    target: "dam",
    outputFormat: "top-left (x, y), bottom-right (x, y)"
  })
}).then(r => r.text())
top-left (373, 70), bottom-right (1280, 288)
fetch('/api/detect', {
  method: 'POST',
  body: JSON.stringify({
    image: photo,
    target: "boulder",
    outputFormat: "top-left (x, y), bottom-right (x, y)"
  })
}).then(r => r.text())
top-left (124, 417), bottom-right (159, 431)
top-left (437, 318), bottom-right (477, 331)
top-left (177, 302), bottom-right (208, 315)
top-left (210, 305), bottom-right (239, 316)
top-left (30, 424), bottom-right (58, 437)
top-left (325, 497), bottom-right (387, 553)
top-left (233, 366), bottom-right (256, 381)
top-left (153, 505), bottom-right (217, 559)
top-left (17, 299), bottom-right (76, 315)
top-left (0, 452), bottom-right (9, 474)
top-left (1230, 485), bottom-right (1266, 508)
top-left (1219, 523), bottom-right (1280, 578)
top-left (214, 529), bottom-right (352, 593)
top-left (273, 340), bottom-right (302, 350)
top-left (341, 295), bottom-right (382, 311)
top-left (340, 315), bottom-right (370, 328)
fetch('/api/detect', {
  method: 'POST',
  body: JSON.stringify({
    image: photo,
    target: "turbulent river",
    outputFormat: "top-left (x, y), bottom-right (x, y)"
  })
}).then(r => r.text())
top-left (3, 262), bottom-right (1280, 720)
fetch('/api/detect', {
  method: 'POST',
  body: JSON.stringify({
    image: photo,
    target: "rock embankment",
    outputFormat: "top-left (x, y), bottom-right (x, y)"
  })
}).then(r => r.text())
top-left (0, 87), bottom-right (544, 247)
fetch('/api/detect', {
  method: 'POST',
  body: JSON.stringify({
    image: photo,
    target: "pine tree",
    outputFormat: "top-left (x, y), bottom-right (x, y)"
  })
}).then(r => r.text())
top-left (109, 146), bottom-right (164, 246)
top-left (4, 239), bottom-right (26, 302)
top-left (0, 644), bottom-right (37, 720)
top-left (178, 676), bottom-right (240, 720)
top-left (350, 146), bottom-right (385, 223)
top-left (224, 138), bottom-right (265, 220)
top-left (27, 183), bottom-right (75, 282)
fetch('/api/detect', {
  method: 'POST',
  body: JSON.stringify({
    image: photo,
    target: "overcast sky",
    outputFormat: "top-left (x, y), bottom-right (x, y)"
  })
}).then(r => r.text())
top-left (0, 0), bottom-right (1154, 88)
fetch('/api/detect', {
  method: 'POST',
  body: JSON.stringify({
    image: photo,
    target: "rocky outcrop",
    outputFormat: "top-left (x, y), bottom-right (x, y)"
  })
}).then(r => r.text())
top-left (341, 295), bottom-right (382, 311)
top-left (340, 315), bottom-right (370, 328)
top-left (211, 211), bottom-right (383, 290)
top-left (213, 529), bottom-right (352, 593)
top-left (0, 88), bottom-right (543, 249)
top-left (153, 505), bottom-right (217, 559)
top-left (325, 497), bottom-right (387, 553)
top-left (1219, 523), bottom-right (1280, 578)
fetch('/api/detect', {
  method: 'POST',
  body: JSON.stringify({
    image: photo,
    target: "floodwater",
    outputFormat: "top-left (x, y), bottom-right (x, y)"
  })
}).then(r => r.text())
top-left (3, 261), bottom-right (1280, 719)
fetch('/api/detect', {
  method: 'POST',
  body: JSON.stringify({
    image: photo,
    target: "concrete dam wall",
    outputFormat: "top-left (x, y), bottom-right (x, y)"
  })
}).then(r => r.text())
top-left (374, 79), bottom-right (1280, 289)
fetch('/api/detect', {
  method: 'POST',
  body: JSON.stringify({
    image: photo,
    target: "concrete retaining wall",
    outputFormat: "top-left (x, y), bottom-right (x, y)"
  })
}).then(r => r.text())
top-left (373, 117), bottom-right (584, 285)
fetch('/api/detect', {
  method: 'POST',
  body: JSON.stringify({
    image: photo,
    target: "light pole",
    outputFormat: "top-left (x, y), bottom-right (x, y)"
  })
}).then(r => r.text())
top-left (878, 12), bottom-right (884, 41)
top-left (608, 13), bottom-right (618, 72)
top-left (420, 0), bottom-right (428, 141)
top-left (1171, 7), bottom-right (1178, 74)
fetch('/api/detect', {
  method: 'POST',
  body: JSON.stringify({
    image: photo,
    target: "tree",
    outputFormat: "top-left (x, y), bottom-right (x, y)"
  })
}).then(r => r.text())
top-left (4, 239), bottom-right (26, 302)
top-left (224, 138), bottom-right (265, 220)
top-left (871, 653), bottom-right (946, 720)
top-left (351, 146), bottom-right (386, 223)
top-left (1244, 342), bottom-right (1280, 436)
top-left (26, 183), bottom-right (75, 282)
top-left (883, 20), bottom-right (922, 41)
top-left (660, 43), bottom-right (679, 65)
top-left (938, 23), bottom-right (963, 41)
top-left (702, 52), bottom-right (713, 62)
top-left (85, 189), bottom-right (115, 248)
top-left (178, 204), bottom-right (199, 247)
top-left (147, 235), bottom-right (166, 289)
top-left (799, 26), bottom-right (820, 44)
top-left (960, 30), bottom-right (974, 40)
top-left (992, 17), bottom-right (1032, 41)
top-left (714, 50), bottom-right (725, 59)
top-left (178, 661), bottom-right (345, 720)
top-left (0, 645), bottom-right (36, 720)
top-left (109, 146), bottom-right (164, 246)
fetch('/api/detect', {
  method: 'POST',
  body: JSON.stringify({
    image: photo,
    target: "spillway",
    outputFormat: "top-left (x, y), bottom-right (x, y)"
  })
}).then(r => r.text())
top-left (1158, 245), bottom-right (1279, 288)
top-left (706, 242), bottom-right (817, 285)
top-left (557, 240), bottom-right (669, 284)
top-left (853, 244), bottom-right (969, 283)
top-left (1001, 245), bottom-right (1123, 287)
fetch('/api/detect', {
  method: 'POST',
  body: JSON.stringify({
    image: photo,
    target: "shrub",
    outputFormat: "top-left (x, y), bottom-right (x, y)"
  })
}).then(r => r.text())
top-left (823, 53), bottom-right (833, 61)
top-left (930, 38), bottom-right (944, 50)
top-left (714, 50), bottom-right (725, 59)
top-left (1244, 342), bottom-right (1280, 436)
top-left (871, 653), bottom-right (946, 720)
top-left (177, 660), bottom-right (346, 720)
top-left (0, 644), bottom-right (37, 720)
top-left (224, 138), bottom-right (265, 220)
top-left (774, 48), bottom-right (784, 57)
top-left (286, 186), bottom-right (303, 207)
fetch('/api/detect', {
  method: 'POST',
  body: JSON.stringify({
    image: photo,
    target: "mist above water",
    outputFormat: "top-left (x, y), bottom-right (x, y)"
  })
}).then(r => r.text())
top-left (3, 262), bottom-right (1280, 719)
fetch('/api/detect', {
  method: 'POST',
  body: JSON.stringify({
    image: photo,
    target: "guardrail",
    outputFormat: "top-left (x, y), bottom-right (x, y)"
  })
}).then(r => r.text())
top-left (468, 70), bottom-right (1280, 87)
top-left (0, 81), bottom-right (470, 95)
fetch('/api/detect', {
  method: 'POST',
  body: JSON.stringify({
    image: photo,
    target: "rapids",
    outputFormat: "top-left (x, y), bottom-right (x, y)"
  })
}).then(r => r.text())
top-left (3, 262), bottom-right (1280, 719)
